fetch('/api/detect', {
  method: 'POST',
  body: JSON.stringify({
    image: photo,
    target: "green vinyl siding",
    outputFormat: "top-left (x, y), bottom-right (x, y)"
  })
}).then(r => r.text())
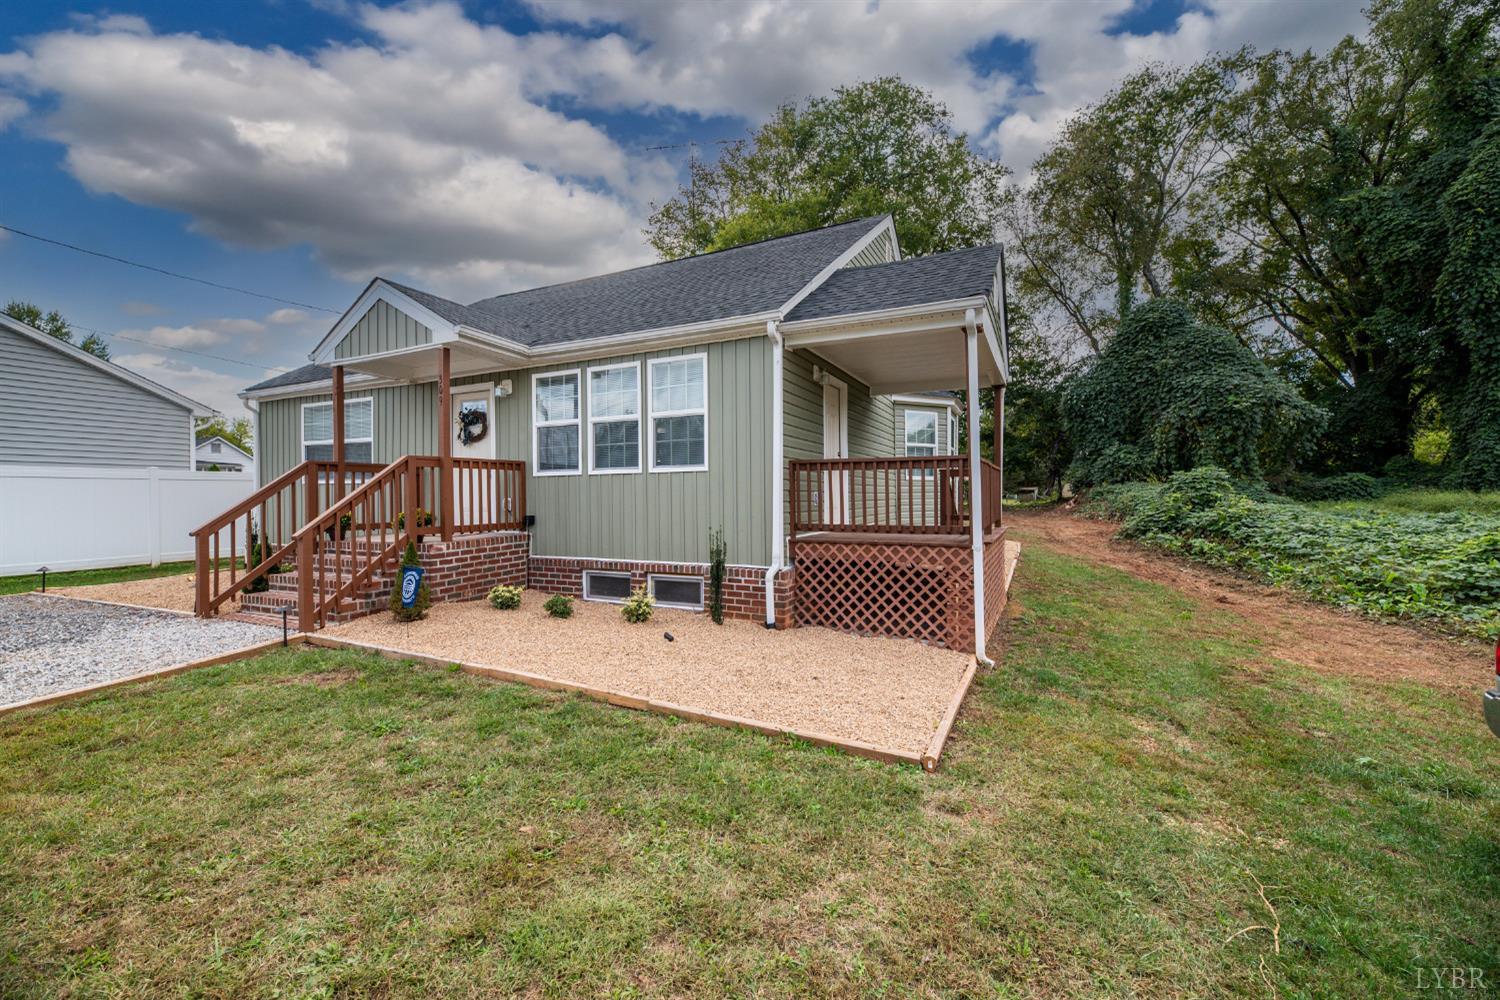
top-left (334, 301), bottom-right (432, 360)
top-left (844, 228), bottom-right (896, 268)
top-left (258, 337), bottom-right (771, 566)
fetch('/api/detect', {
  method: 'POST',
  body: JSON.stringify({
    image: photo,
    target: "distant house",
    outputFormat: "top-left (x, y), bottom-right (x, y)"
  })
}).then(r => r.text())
top-left (0, 310), bottom-right (213, 467)
top-left (194, 434), bottom-right (252, 472)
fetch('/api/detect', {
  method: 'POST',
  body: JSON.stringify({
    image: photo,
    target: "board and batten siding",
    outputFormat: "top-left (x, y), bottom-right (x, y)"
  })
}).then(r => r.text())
top-left (0, 325), bottom-right (191, 468)
top-left (258, 337), bottom-right (772, 566)
top-left (333, 301), bottom-right (433, 360)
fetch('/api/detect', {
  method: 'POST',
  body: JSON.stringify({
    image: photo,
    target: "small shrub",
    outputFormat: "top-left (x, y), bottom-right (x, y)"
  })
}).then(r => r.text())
top-left (245, 536), bottom-right (280, 594)
top-left (392, 508), bottom-right (434, 531)
top-left (621, 586), bottom-right (654, 623)
top-left (389, 541), bottom-right (431, 622)
top-left (707, 527), bottom-right (727, 625)
top-left (488, 584), bottom-right (523, 610)
top-left (543, 594), bottom-right (574, 619)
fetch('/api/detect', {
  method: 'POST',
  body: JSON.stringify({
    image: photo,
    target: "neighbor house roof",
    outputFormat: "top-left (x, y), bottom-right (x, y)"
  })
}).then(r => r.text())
top-left (784, 243), bottom-right (1003, 322)
top-left (245, 363), bottom-right (333, 393)
top-left (0, 311), bottom-right (215, 415)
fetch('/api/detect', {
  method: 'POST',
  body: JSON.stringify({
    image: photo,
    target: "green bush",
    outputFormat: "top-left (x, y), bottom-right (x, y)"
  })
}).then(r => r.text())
top-left (392, 508), bottom-right (434, 531)
top-left (621, 586), bottom-right (654, 624)
top-left (1281, 472), bottom-right (1385, 502)
top-left (245, 538), bottom-right (280, 594)
top-left (389, 541), bottom-right (431, 622)
top-left (543, 594), bottom-right (574, 619)
top-left (487, 584), bottom-right (523, 610)
top-left (1087, 466), bottom-right (1500, 638)
top-left (708, 527), bottom-right (727, 625)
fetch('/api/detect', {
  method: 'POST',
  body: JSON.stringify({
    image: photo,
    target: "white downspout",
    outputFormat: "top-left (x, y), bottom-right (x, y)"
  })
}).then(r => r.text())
top-left (243, 397), bottom-right (261, 488)
top-left (965, 309), bottom-right (992, 665)
top-left (765, 318), bottom-right (785, 627)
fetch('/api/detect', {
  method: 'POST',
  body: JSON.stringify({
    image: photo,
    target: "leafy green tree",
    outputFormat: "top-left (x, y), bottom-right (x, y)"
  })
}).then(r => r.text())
top-left (1063, 300), bottom-right (1324, 486)
top-left (646, 78), bottom-right (1007, 259)
top-left (1004, 57), bottom-right (1241, 349)
top-left (994, 316), bottom-right (1072, 496)
top-left (3, 299), bottom-right (110, 359)
top-left (194, 415), bottom-right (254, 455)
top-left (1201, 0), bottom-right (1498, 471)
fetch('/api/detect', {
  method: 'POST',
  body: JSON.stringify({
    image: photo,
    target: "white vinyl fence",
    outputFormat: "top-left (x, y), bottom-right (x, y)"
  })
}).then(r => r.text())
top-left (0, 465), bottom-right (255, 576)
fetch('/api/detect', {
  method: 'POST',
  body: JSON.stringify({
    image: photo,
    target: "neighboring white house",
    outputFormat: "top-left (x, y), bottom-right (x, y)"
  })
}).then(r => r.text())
top-left (0, 310), bottom-right (255, 573)
top-left (194, 434), bottom-right (253, 472)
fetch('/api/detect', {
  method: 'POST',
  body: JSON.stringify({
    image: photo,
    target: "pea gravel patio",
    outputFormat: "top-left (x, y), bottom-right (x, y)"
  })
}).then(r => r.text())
top-left (0, 595), bottom-right (276, 707)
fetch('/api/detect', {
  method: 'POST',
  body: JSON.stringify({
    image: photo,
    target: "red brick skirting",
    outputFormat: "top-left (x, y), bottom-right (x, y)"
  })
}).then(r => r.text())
top-left (417, 531), bottom-right (529, 603)
top-left (527, 556), bottom-right (792, 626)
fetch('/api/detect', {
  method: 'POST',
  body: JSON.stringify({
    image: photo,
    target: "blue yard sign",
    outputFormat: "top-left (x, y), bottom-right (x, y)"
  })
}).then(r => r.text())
top-left (400, 566), bottom-right (425, 607)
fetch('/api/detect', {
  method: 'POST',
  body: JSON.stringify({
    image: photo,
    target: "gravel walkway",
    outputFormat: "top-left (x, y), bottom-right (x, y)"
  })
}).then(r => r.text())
top-left (55, 572), bottom-right (199, 614)
top-left (0, 595), bottom-right (276, 707)
top-left (331, 593), bottom-right (974, 755)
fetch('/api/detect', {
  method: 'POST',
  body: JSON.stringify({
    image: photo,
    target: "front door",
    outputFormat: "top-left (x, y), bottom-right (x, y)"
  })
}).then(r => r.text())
top-left (449, 385), bottom-right (496, 528)
top-left (821, 378), bottom-right (849, 523)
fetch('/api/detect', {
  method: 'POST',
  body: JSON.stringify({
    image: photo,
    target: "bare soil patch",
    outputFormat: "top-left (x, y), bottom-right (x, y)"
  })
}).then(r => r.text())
top-left (54, 572), bottom-right (198, 614)
top-left (1007, 508), bottom-right (1489, 691)
top-left (329, 592), bottom-right (972, 755)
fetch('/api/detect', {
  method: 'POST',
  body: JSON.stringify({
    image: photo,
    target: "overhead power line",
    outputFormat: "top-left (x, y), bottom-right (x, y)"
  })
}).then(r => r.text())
top-left (0, 222), bottom-right (341, 314)
top-left (73, 324), bottom-right (292, 374)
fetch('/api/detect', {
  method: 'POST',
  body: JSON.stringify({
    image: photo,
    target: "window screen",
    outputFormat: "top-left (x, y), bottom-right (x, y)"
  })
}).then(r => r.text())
top-left (584, 572), bottom-right (632, 602)
top-left (650, 575), bottom-right (704, 609)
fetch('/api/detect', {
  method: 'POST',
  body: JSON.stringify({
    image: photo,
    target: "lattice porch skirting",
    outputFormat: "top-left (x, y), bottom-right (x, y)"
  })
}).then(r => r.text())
top-left (790, 531), bottom-right (1008, 653)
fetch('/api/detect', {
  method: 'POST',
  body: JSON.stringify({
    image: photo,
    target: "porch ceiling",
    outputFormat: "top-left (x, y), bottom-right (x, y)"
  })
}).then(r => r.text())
top-left (781, 305), bottom-right (1004, 394)
top-left (333, 338), bottom-right (514, 382)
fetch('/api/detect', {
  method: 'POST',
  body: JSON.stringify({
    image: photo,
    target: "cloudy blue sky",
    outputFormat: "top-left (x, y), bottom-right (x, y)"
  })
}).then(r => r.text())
top-left (0, 0), bottom-right (1365, 416)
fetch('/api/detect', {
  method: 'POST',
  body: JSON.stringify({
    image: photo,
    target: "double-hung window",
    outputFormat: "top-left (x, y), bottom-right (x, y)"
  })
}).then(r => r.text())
top-left (904, 409), bottom-right (938, 459)
top-left (649, 354), bottom-right (707, 471)
top-left (588, 362), bottom-right (641, 473)
top-left (533, 369), bottom-right (581, 475)
top-left (302, 398), bottom-right (373, 462)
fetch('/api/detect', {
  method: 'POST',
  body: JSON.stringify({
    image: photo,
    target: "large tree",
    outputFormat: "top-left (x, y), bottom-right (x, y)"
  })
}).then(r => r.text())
top-left (645, 78), bottom-right (1007, 259)
top-left (1201, 0), bottom-right (1499, 472)
top-left (1003, 57), bottom-right (1241, 354)
top-left (3, 299), bottom-right (110, 359)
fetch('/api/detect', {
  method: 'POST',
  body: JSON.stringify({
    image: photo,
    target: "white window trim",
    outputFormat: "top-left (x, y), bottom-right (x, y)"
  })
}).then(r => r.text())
top-left (586, 361), bottom-right (642, 475)
top-left (648, 352), bottom-right (709, 473)
top-left (301, 398), bottom-right (373, 462)
top-left (532, 368), bottom-right (582, 477)
top-left (583, 570), bottom-right (633, 604)
top-left (904, 408), bottom-right (939, 458)
top-left (947, 410), bottom-right (958, 456)
top-left (649, 573), bottom-right (705, 611)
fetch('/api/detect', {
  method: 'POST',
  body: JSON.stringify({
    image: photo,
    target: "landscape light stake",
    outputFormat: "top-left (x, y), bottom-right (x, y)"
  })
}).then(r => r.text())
top-left (281, 606), bottom-right (290, 647)
top-left (37, 566), bottom-right (48, 593)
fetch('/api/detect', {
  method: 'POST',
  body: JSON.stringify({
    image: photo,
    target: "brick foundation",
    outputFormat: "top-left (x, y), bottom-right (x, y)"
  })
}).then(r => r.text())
top-left (527, 555), bottom-right (793, 626)
top-left (417, 531), bottom-right (530, 603)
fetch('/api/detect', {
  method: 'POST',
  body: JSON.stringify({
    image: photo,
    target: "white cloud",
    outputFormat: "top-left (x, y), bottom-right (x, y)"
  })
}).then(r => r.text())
top-left (0, 0), bottom-right (1368, 307)
top-left (119, 300), bottom-right (165, 316)
top-left (266, 308), bottom-right (309, 325)
top-left (115, 351), bottom-right (271, 416)
top-left (0, 93), bottom-right (24, 129)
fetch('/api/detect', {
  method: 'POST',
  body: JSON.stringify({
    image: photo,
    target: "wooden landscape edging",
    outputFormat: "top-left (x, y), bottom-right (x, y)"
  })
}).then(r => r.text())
top-left (301, 633), bottom-right (935, 769)
top-left (922, 657), bottom-right (978, 772)
top-left (26, 589), bottom-right (196, 617)
top-left (0, 635), bottom-right (305, 717)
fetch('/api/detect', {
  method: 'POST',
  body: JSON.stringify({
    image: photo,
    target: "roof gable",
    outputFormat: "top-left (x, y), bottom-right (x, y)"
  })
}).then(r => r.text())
top-left (784, 244), bottom-right (1004, 322)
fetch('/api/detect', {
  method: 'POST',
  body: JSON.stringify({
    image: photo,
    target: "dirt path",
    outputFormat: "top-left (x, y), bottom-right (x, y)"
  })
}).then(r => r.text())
top-left (1007, 508), bottom-right (1491, 692)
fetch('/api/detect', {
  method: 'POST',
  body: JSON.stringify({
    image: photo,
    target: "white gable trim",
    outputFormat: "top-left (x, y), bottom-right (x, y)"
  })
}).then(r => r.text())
top-left (309, 279), bottom-right (464, 364)
top-left (889, 393), bottom-right (960, 413)
top-left (776, 215), bottom-right (898, 319)
top-left (0, 311), bottom-right (215, 415)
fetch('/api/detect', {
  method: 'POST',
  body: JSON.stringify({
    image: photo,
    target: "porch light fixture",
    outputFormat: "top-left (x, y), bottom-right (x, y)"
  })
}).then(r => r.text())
top-left (495, 379), bottom-right (513, 398)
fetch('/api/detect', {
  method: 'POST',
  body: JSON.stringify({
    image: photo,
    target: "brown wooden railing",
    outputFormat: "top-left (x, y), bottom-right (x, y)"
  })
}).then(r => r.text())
top-left (191, 460), bottom-right (383, 617)
top-left (192, 455), bottom-right (526, 626)
top-left (788, 455), bottom-right (1002, 539)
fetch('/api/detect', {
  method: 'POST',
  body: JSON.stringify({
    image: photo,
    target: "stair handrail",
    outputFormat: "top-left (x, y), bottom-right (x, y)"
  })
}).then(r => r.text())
top-left (290, 455), bottom-right (417, 632)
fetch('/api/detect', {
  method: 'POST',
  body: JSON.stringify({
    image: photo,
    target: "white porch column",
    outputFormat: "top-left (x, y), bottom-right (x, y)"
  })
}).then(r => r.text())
top-left (965, 310), bottom-right (990, 664)
top-left (765, 319), bottom-right (785, 627)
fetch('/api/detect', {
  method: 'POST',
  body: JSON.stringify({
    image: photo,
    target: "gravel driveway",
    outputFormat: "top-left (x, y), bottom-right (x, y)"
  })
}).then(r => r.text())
top-left (0, 595), bottom-right (276, 707)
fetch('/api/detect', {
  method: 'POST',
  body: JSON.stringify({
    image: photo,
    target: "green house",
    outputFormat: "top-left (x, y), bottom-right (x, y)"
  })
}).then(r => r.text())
top-left (198, 217), bottom-right (1012, 658)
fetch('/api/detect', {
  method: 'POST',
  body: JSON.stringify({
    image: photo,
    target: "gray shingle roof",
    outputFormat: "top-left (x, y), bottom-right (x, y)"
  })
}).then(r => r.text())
top-left (785, 243), bottom-right (1001, 322)
top-left (245, 218), bottom-right (900, 395)
top-left (244, 363), bottom-right (331, 393)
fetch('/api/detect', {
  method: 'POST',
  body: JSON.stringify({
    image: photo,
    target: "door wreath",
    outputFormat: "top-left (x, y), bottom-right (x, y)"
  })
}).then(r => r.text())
top-left (457, 404), bottom-right (489, 446)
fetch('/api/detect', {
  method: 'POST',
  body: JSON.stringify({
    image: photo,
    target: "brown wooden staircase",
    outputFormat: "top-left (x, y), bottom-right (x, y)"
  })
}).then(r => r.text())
top-left (192, 455), bottom-right (525, 631)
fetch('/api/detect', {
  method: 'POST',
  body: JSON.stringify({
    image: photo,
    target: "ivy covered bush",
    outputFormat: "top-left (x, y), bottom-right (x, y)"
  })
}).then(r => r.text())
top-left (1279, 472), bottom-right (1386, 503)
top-left (1090, 467), bottom-right (1500, 638)
top-left (1063, 300), bottom-right (1325, 487)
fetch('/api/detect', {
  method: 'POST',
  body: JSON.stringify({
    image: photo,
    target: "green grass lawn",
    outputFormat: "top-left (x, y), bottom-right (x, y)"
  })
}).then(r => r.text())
top-left (2, 542), bottom-right (1496, 997)
top-left (1309, 487), bottom-right (1500, 516)
top-left (0, 560), bottom-right (195, 596)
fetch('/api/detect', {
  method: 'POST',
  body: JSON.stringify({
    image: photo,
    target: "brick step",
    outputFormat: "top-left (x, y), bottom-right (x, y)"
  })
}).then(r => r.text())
top-left (266, 569), bottom-right (397, 593)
